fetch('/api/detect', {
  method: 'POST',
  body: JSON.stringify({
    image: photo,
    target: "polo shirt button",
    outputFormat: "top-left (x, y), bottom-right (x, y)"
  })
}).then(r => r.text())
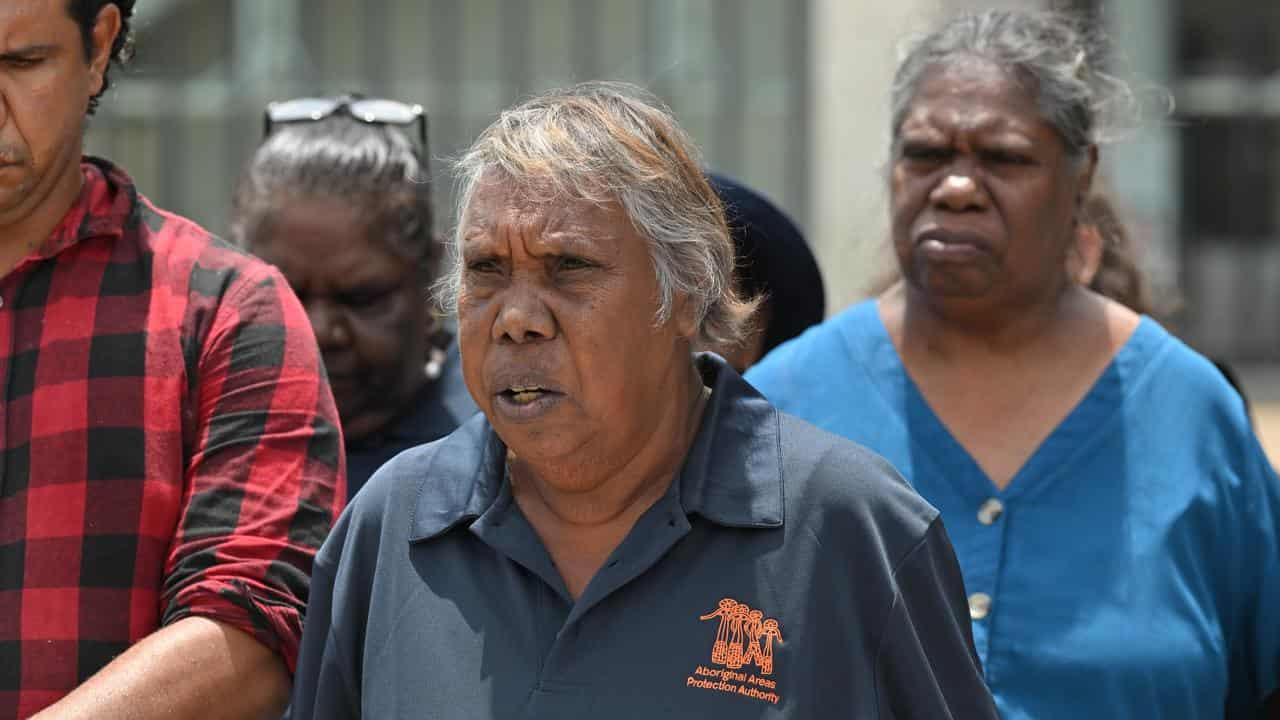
top-left (969, 592), bottom-right (992, 620)
top-left (977, 498), bottom-right (1004, 525)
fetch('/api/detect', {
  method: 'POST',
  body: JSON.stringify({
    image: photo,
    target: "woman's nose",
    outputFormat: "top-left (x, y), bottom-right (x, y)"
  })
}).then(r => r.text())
top-left (306, 300), bottom-right (351, 348)
top-left (930, 172), bottom-right (987, 212)
top-left (491, 283), bottom-right (557, 344)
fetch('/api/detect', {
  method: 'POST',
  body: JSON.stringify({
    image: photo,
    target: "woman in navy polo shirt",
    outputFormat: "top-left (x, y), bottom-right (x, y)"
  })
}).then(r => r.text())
top-left (289, 82), bottom-right (998, 719)
top-left (747, 10), bottom-right (1280, 719)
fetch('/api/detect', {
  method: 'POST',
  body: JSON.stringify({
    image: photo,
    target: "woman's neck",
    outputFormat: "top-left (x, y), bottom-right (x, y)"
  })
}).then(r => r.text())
top-left (509, 363), bottom-right (709, 530)
top-left (508, 362), bottom-right (710, 601)
top-left (883, 279), bottom-right (1090, 362)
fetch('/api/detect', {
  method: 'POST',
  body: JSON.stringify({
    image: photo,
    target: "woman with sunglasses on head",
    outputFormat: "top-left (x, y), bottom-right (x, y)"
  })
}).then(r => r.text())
top-left (232, 96), bottom-right (476, 499)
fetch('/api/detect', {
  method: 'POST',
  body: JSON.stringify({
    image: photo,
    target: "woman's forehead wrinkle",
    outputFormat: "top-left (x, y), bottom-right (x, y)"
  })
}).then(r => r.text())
top-left (908, 96), bottom-right (1033, 140)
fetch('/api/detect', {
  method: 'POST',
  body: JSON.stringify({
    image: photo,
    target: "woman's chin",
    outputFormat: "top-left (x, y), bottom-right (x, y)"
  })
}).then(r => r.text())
top-left (909, 263), bottom-right (1000, 300)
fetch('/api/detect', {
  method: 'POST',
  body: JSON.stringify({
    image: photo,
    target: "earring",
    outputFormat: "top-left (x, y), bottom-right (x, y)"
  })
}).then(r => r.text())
top-left (423, 346), bottom-right (447, 382)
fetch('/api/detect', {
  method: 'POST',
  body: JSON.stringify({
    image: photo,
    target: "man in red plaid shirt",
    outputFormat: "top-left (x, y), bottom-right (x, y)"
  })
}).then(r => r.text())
top-left (0, 1), bottom-right (345, 717)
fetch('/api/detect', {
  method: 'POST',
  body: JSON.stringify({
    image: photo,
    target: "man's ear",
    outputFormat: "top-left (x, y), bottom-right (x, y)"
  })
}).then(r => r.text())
top-left (87, 4), bottom-right (123, 97)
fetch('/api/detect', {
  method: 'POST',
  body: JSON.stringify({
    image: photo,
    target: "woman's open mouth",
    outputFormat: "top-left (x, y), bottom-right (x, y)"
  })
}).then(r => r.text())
top-left (494, 384), bottom-right (565, 421)
top-left (503, 385), bottom-right (549, 404)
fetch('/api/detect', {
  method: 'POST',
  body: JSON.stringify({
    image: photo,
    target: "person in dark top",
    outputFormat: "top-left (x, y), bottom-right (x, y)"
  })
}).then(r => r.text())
top-left (705, 172), bottom-right (826, 371)
top-left (289, 81), bottom-right (997, 719)
top-left (232, 97), bottom-right (477, 497)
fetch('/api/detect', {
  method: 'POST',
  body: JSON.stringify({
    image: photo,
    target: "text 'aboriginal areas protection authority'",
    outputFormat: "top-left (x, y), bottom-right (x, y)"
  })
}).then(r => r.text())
top-left (687, 598), bottom-right (784, 706)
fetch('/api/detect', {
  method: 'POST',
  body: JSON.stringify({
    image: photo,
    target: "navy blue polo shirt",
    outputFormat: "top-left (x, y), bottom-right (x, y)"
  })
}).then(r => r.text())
top-left (291, 354), bottom-right (997, 719)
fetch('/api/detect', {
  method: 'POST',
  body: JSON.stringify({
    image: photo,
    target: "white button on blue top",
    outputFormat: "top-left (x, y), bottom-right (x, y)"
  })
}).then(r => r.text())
top-left (969, 592), bottom-right (992, 620)
top-left (977, 498), bottom-right (1004, 525)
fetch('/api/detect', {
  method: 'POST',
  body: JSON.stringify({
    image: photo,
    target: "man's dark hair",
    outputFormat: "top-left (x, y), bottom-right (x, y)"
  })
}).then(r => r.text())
top-left (66, 0), bottom-right (137, 114)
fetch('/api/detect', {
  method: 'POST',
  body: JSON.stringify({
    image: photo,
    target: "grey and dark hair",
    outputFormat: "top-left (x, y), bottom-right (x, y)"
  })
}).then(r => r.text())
top-left (438, 81), bottom-right (756, 349)
top-left (891, 9), bottom-right (1139, 157)
top-left (230, 115), bottom-right (437, 277)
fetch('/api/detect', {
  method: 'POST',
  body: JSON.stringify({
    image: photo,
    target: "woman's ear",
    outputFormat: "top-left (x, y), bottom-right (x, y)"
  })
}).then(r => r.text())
top-left (1070, 221), bottom-right (1104, 286)
top-left (1077, 145), bottom-right (1099, 200)
top-left (670, 291), bottom-right (700, 341)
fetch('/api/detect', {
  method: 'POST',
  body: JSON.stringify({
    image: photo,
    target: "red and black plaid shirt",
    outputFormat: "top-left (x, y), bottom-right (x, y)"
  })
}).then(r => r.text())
top-left (0, 158), bottom-right (345, 717)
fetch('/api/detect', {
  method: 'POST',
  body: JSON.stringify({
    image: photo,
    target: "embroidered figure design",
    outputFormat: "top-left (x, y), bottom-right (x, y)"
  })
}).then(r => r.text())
top-left (699, 599), bottom-right (784, 675)
top-left (726, 602), bottom-right (749, 668)
top-left (758, 618), bottom-right (784, 675)
top-left (698, 598), bottom-right (739, 664)
top-left (742, 609), bottom-right (764, 666)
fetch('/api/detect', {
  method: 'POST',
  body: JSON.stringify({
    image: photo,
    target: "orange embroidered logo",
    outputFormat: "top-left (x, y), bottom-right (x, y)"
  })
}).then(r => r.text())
top-left (685, 598), bottom-right (783, 705)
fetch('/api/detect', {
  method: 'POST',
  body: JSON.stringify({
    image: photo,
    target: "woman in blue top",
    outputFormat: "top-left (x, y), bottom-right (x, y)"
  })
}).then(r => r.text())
top-left (747, 9), bottom-right (1280, 719)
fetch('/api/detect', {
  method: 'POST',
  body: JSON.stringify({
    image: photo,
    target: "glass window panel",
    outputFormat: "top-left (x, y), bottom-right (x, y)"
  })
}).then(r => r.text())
top-left (1180, 116), bottom-right (1278, 241)
top-left (1178, 0), bottom-right (1280, 76)
top-left (88, 0), bottom-right (809, 249)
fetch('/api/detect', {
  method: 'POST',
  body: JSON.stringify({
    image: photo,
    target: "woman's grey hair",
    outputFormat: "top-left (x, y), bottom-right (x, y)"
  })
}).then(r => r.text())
top-left (437, 81), bottom-right (756, 349)
top-left (891, 9), bottom-right (1147, 157)
top-left (230, 115), bottom-right (437, 276)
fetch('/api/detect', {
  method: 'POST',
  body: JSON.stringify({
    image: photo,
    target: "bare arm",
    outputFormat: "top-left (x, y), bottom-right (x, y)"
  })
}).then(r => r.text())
top-left (31, 617), bottom-right (290, 720)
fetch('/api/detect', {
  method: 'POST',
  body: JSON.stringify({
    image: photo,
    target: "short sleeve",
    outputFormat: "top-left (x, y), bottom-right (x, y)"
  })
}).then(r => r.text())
top-left (161, 263), bottom-right (345, 672)
top-left (874, 518), bottom-right (999, 720)
top-left (1227, 443), bottom-right (1280, 717)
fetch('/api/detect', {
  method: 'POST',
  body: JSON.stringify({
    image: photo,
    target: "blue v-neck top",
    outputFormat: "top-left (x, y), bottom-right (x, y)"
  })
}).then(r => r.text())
top-left (746, 300), bottom-right (1280, 719)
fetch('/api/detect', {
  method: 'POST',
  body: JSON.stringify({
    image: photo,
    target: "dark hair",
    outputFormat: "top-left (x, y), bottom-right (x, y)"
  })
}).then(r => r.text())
top-left (230, 115), bottom-right (437, 279)
top-left (707, 172), bottom-right (825, 355)
top-left (67, 0), bottom-right (137, 115)
top-left (1080, 194), bottom-right (1249, 411)
top-left (891, 9), bottom-right (1136, 157)
top-left (1078, 193), bottom-right (1158, 317)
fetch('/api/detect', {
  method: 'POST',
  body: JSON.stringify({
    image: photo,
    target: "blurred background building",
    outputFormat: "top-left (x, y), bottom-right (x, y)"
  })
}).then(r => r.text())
top-left (87, 0), bottom-right (1280, 458)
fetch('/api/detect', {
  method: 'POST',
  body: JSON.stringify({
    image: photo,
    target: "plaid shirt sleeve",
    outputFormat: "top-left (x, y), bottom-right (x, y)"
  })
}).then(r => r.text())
top-left (160, 256), bottom-right (346, 673)
top-left (0, 161), bottom-right (344, 715)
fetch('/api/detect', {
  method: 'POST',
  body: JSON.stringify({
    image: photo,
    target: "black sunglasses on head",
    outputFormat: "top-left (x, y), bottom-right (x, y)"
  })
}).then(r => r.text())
top-left (262, 95), bottom-right (428, 152)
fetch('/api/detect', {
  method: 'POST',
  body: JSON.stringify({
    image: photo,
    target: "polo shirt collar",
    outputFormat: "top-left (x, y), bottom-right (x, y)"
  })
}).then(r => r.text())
top-left (409, 352), bottom-right (784, 541)
top-left (408, 413), bottom-right (506, 542)
top-left (678, 353), bottom-right (784, 528)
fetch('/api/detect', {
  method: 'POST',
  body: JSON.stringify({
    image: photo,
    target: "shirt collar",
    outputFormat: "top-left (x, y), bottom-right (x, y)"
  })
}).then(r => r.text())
top-left (678, 353), bottom-right (784, 528)
top-left (409, 352), bottom-right (784, 542)
top-left (35, 157), bottom-right (138, 263)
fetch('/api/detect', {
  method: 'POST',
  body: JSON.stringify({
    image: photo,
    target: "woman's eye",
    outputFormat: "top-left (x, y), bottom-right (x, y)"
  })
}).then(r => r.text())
top-left (556, 256), bottom-right (595, 272)
top-left (342, 289), bottom-right (394, 309)
top-left (901, 144), bottom-right (950, 163)
top-left (465, 258), bottom-right (503, 275)
top-left (985, 150), bottom-right (1033, 166)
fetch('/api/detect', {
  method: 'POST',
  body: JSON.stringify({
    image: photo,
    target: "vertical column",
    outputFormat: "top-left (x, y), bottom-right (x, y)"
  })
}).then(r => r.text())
top-left (232, 0), bottom-right (307, 96)
top-left (806, 0), bottom-right (939, 311)
top-left (1103, 0), bottom-right (1179, 295)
